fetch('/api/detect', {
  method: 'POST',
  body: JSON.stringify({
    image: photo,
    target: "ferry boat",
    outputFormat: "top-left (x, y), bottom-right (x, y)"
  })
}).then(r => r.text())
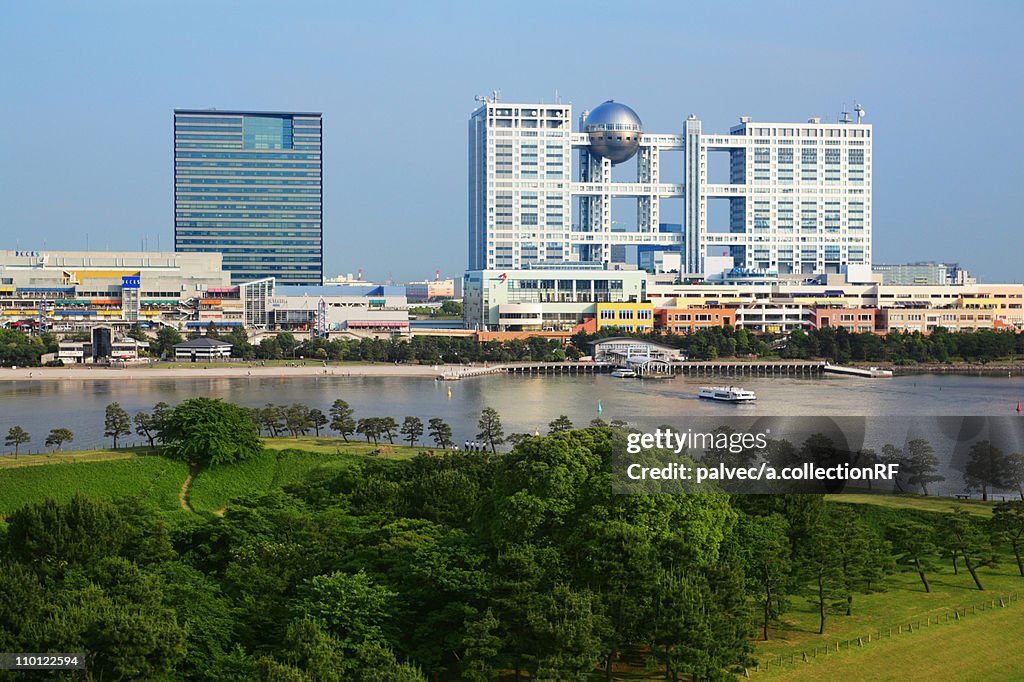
top-left (610, 368), bottom-right (638, 378)
top-left (698, 386), bottom-right (757, 402)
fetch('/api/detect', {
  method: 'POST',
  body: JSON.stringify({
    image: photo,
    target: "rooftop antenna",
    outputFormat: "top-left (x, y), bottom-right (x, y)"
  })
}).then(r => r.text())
top-left (555, 89), bottom-right (561, 104)
top-left (493, 89), bottom-right (500, 103)
top-left (854, 102), bottom-right (866, 123)
top-left (840, 103), bottom-right (851, 124)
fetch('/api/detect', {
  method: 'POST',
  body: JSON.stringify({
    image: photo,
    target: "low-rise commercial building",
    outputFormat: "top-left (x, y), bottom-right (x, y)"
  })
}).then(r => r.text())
top-left (654, 306), bottom-right (737, 334)
top-left (595, 302), bottom-right (655, 333)
top-left (174, 337), bottom-right (232, 362)
top-left (267, 285), bottom-right (409, 335)
top-left (0, 250), bottom-right (232, 329)
top-left (406, 278), bottom-right (456, 303)
top-left (463, 268), bottom-right (648, 332)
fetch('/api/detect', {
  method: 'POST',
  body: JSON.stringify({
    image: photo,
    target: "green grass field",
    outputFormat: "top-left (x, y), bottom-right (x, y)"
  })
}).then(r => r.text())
top-left (0, 438), bottom-right (432, 519)
top-left (829, 492), bottom-right (999, 517)
top-left (187, 438), bottom-right (431, 513)
top-left (0, 455), bottom-right (188, 515)
top-left (262, 435), bottom-right (433, 458)
top-left (0, 447), bottom-right (147, 469)
top-left (753, 597), bottom-right (1024, 681)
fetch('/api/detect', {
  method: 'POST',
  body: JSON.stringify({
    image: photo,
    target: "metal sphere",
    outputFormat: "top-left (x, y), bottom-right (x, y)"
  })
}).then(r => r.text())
top-left (584, 100), bottom-right (643, 164)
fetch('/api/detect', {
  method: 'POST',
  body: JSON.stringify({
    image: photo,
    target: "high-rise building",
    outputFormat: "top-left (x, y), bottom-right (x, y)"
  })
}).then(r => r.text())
top-left (685, 112), bottom-right (872, 275)
top-left (174, 109), bottom-right (323, 285)
top-left (467, 97), bottom-right (871, 276)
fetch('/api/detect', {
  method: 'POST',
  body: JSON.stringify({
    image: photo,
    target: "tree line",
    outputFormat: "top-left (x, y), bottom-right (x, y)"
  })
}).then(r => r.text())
top-left (2, 412), bottom-right (1024, 679)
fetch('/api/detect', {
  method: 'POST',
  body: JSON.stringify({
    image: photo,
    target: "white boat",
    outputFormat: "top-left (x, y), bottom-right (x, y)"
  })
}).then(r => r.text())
top-left (610, 368), bottom-right (637, 378)
top-left (698, 386), bottom-right (757, 402)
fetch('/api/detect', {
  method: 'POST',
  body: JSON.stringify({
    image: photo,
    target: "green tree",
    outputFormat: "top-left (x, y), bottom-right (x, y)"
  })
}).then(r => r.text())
top-left (284, 403), bottom-right (313, 437)
top-left (276, 331), bottom-right (298, 358)
top-left (739, 513), bottom-right (792, 640)
top-left (378, 417), bottom-right (399, 445)
top-left (428, 418), bottom-right (453, 449)
top-left (160, 398), bottom-right (262, 466)
top-left (439, 300), bottom-right (463, 317)
top-left (309, 408), bottom-right (328, 436)
top-left (44, 427), bottom-right (74, 452)
top-left (225, 326), bottom-right (255, 359)
top-left (258, 404), bottom-right (284, 437)
top-left (477, 407), bottom-right (505, 453)
top-left (798, 513), bottom-right (845, 634)
top-left (154, 325), bottom-right (183, 357)
top-left (990, 501), bottom-right (1024, 577)
top-left (547, 415), bottom-right (573, 434)
top-left (357, 418), bottom-right (381, 444)
top-left (296, 570), bottom-right (395, 651)
top-left (151, 402), bottom-right (173, 443)
top-left (329, 399), bottom-right (356, 441)
top-left (944, 508), bottom-right (990, 590)
top-left (5, 426), bottom-right (30, 456)
top-left (104, 403), bottom-right (131, 449)
top-left (1006, 453), bottom-right (1024, 500)
top-left (133, 410), bottom-right (158, 449)
top-left (400, 416), bottom-right (424, 447)
top-left (964, 440), bottom-right (1009, 501)
top-left (889, 518), bottom-right (940, 592)
top-left (856, 448), bottom-right (879, 491)
top-left (530, 584), bottom-right (605, 680)
top-left (832, 507), bottom-right (892, 615)
top-left (903, 438), bottom-right (944, 495)
top-left (461, 608), bottom-right (502, 682)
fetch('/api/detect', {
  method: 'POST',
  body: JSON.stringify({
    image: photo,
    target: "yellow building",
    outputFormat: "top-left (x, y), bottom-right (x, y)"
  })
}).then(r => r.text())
top-left (595, 302), bottom-right (655, 333)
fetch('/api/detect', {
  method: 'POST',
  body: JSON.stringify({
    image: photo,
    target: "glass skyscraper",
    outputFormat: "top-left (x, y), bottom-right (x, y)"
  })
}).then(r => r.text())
top-left (174, 110), bottom-right (323, 285)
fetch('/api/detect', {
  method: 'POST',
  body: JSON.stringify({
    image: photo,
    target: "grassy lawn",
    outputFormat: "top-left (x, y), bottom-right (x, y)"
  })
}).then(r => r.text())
top-left (0, 455), bottom-right (188, 515)
top-left (263, 435), bottom-right (435, 458)
top-left (0, 439), bottom-right (433, 518)
top-left (753, 596), bottom-right (1024, 681)
top-left (0, 447), bottom-right (150, 469)
top-left (187, 439), bottom-right (434, 513)
top-left (828, 492), bottom-right (999, 517)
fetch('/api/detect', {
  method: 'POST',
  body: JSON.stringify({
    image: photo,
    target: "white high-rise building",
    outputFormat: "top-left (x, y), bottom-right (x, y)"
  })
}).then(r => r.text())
top-left (685, 110), bottom-right (872, 275)
top-left (468, 97), bottom-right (871, 276)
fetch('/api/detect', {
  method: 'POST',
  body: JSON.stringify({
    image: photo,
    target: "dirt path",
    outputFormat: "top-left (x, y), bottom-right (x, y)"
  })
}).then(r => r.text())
top-left (179, 464), bottom-right (198, 513)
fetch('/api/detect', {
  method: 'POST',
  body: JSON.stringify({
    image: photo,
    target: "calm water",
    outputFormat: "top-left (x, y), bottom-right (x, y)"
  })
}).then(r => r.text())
top-left (2, 372), bottom-right (1023, 452)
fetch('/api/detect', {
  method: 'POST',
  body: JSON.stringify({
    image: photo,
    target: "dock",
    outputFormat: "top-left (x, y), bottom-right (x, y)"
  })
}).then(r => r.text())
top-left (440, 360), bottom-right (829, 379)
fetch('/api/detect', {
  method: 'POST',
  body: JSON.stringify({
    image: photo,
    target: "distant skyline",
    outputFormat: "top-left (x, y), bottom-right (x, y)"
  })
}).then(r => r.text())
top-left (2, 0), bottom-right (1022, 282)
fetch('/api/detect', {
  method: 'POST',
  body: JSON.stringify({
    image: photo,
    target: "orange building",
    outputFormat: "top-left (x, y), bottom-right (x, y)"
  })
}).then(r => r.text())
top-left (654, 306), bottom-right (736, 333)
top-left (809, 307), bottom-right (881, 333)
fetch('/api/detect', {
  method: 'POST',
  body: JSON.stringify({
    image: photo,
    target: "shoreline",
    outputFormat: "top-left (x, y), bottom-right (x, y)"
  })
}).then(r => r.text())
top-left (1, 363), bottom-right (450, 381)
top-left (2, 360), bottom-right (1022, 382)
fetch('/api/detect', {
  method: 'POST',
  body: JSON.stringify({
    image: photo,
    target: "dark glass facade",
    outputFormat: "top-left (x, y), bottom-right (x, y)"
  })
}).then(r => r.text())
top-left (174, 110), bottom-right (323, 285)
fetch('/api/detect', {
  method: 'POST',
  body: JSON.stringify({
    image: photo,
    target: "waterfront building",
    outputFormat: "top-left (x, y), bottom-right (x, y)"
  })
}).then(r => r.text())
top-left (0, 250), bottom-right (233, 329)
top-left (267, 285), bottom-right (409, 336)
top-left (594, 302), bottom-right (655, 333)
top-left (463, 267), bottom-right (648, 331)
top-left (654, 306), bottom-right (737, 334)
top-left (174, 109), bottom-right (323, 285)
top-left (173, 337), bottom-right (233, 362)
top-left (468, 97), bottom-right (871, 276)
top-left (590, 337), bottom-right (679, 363)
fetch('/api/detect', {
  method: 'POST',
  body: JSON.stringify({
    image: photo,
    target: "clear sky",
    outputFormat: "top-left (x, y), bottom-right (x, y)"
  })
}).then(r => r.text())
top-left (1, 0), bottom-right (1022, 283)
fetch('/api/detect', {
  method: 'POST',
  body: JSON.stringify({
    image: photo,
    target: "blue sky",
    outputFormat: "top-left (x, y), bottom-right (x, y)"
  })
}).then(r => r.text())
top-left (1, 0), bottom-right (1022, 282)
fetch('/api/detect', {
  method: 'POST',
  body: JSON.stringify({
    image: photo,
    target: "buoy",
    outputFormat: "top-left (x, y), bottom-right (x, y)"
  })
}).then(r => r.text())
top-left (597, 399), bottom-right (603, 414)
top-left (447, 386), bottom-right (452, 400)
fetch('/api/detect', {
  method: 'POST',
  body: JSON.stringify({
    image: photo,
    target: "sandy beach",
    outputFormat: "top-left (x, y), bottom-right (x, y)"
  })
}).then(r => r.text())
top-left (1, 363), bottom-right (459, 382)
